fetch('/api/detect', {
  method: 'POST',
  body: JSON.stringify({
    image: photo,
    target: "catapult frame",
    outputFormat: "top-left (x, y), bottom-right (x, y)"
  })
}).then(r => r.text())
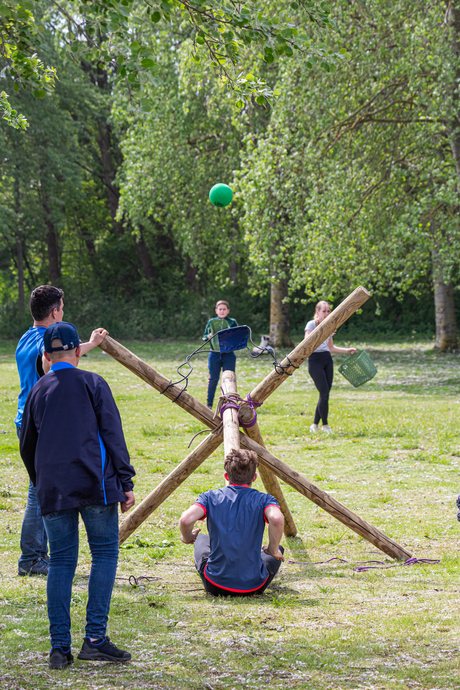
top-left (99, 286), bottom-right (411, 561)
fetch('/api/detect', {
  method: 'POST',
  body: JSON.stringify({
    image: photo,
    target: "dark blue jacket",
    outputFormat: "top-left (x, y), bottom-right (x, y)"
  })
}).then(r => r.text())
top-left (20, 362), bottom-right (135, 515)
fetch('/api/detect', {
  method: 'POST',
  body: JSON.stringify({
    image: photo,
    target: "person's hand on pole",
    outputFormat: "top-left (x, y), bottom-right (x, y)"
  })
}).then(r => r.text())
top-left (89, 328), bottom-right (109, 347)
top-left (80, 328), bottom-right (109, 356)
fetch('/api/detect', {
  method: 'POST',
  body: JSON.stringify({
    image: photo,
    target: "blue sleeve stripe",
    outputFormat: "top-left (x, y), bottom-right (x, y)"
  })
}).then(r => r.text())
top-left (98, 432), bottom-right (107, 505)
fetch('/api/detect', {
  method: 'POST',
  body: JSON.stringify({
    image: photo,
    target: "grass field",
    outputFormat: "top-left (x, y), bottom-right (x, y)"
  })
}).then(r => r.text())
top-left (1, 335), bottom-right (460, 690)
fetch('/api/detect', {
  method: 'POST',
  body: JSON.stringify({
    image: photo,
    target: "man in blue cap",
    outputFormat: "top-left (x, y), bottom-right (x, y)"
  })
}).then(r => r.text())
top-left (15, 285), bottom-right (108, 577)
top-left (20, 321), bottom-right (136, 669)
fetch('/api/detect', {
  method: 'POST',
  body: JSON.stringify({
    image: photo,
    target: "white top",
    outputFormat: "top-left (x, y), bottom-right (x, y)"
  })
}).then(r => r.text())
top-left (305, 319), bottom-right (330, 354)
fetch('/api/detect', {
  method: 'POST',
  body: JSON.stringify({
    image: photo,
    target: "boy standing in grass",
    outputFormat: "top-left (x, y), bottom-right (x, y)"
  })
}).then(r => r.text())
top-left (179, 449), bottom-right (285, 597)
top-left (20, 322), bottom-right (135, 669)
top-left (202, 300), bottom-right (238, 409)
top-left (15, 285), bottom-right (107, 577)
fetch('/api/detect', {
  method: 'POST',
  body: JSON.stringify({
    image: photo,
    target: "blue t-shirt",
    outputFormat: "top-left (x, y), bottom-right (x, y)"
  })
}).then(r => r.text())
top-left (15, 326), bottom-right (46, 428)
top-left (195, 485), bottom-right (279, 592)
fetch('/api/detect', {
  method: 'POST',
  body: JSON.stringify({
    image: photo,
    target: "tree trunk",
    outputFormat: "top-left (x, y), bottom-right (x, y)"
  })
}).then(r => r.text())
top-left (432, 249), bottom-right (458, 351)
top-left (22, 246), bottom-right (36, 290)
top-left (16, 232), bottom-right (24, 309)
top-left (269, 272), bottom-right (293, 348)
top-left (97, 120), bottom-right (123, 237)
top-left (14, 175), bottom-right (24, 308)
top-left (185, 254), bottom-right (200, 292)
top-left (45, 222), bottom-right (61, 284)
top-left (39, 178), bottom-right (61, 283)
top-left (229, 258), bottom-right (238, 284)
top-left (447, 2), bottom-right (460, 177)
top-left (229, 220), bottom-right (239, 284)
top-left (134, 226), bottom-right (157, 283)
top-left (437, 3), bottom-right (459, 350)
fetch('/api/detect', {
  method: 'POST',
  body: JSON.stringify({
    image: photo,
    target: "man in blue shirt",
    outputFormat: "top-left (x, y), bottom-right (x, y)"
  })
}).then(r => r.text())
top-left (15, 285), bottom-right (108, 576)
top-left (179, 449), bottom-right (284, 596)
top-left (20, 321), bottom-right (135, 669)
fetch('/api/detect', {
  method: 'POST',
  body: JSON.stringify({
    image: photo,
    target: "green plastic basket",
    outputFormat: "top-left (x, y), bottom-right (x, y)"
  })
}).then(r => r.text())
top-left (338, 349), bottom-right (377, 388)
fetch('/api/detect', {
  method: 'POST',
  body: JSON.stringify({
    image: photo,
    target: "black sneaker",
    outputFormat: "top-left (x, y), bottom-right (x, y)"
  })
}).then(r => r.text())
top-left (49, 647), bottom-right (74, 669)
top-left (77, 636), bottom-right (131, 662)
top-left (18, 558), bottom-right (49, 577)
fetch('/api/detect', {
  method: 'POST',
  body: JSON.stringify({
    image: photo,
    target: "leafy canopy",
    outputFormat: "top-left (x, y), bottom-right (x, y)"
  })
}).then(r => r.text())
top-left (0, 0), bottom-right (348, 125)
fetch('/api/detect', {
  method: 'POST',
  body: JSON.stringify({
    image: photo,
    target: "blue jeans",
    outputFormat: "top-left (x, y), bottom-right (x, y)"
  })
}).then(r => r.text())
top-left (43, 503), bottom-right (119, 648)
top-left (17, 426), bottom-right (48, 572)
top-left (207, 351), bottom-right (236, 407)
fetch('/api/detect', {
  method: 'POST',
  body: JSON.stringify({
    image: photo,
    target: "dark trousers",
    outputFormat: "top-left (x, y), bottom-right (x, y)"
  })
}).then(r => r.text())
top-left (16, 426), bottom-right (48, 572)
top-left (207, 351), bottom-right (236, 407)
top-left (193, 533), bottom-right (283, 597)
top-left (308, 352), bottom-right (334, 425)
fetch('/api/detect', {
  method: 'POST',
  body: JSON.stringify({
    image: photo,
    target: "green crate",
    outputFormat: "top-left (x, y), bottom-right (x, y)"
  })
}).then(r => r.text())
top-left (338, 349), bottom-right (377, 388)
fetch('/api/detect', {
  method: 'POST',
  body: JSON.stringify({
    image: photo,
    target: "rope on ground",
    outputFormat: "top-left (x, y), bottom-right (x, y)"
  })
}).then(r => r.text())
top-left (288, 556), bottom-right (440, 572)
top-left (128, 575), bottom-right (162, 587)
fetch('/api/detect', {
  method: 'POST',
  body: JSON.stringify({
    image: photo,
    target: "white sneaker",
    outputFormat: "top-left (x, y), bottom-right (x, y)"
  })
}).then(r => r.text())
top-left (322, 425), bottom-right (333, 434)
top-left (309, 423), bottom-right (319, 433)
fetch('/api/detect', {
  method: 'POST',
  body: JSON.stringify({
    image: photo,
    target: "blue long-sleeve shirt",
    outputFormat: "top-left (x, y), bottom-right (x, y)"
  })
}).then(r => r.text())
top-left (20, 362), bottom-right (135, 515)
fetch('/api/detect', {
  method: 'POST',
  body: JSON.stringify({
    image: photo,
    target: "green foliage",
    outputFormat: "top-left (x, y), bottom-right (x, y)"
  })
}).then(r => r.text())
top-left (1, 0), bottom-right (458, 344)
top-left (1, 0), bottom-right (346, 127)
top-left (0, 90), bottom-right (28, 128)
top-left (0, 0), bottom-right (57, 105)
top-left (236, 0), bottom-right (460, 342)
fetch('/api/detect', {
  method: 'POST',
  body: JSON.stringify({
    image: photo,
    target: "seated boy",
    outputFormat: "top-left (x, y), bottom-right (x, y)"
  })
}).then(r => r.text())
top-left (179, 449), bottom-right (284, 596)
top-left (202, 300), bottom-right (238, 409)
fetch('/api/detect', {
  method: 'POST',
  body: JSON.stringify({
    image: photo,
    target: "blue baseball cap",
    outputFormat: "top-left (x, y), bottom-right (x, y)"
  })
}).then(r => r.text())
top-left (44, 322), bottom-right (81, 353)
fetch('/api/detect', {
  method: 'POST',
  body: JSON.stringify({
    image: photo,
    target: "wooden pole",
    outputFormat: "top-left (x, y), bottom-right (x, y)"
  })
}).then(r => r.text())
top-left (100, 285), bottom-right (411, 559)
top-left (238, 432), bottom-right (411, 560)
top-left (221, 371), bottom-right (241, 455)
top-left (221, 373), bottom-right (298, 537)
top-left (99, 335), bottom-right (218, 430)
top-left (119, 426), bottom-right (223, 544)
top-left (101, 336), bottom-right (297, 541)
top-left (251, 429), bottom-right (298, 538)
top-left (249, 285), bottom-right (371, 404)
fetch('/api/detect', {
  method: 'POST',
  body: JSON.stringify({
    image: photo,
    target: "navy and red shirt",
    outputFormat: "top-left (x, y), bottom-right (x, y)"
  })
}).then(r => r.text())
top-left (194, 485), bottom-right (279, 593)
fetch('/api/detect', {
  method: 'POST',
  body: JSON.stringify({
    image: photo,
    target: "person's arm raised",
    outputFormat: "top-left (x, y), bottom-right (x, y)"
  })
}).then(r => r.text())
top-left (80, 328), bottom-right (109, 356)
top-left (179, 504), bottom-right (205, 544)
top-left (262, 505), bottom-right (285, 561)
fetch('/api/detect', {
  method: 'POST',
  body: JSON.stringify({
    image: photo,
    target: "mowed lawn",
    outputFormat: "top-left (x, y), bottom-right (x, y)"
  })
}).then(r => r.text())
top-left (0, 335), bottom-right (460, 690)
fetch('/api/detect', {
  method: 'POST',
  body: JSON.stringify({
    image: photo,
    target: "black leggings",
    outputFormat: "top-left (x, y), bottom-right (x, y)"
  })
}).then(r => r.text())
top-left (308, 352), bottom-right (334, 425)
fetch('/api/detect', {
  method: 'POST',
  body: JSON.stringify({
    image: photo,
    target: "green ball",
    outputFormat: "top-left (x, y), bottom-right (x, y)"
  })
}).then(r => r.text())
top-left (209, 183), bottom-right (233, 207)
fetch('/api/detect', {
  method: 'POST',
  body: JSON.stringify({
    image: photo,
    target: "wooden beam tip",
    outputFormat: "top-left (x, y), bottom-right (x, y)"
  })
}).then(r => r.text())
top-left (357, 286), bottom-right (371, 297)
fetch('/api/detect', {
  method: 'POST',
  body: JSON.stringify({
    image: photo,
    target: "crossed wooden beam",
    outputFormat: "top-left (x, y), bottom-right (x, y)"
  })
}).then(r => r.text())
top-left (99, 286), bottom-right (411, 561)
